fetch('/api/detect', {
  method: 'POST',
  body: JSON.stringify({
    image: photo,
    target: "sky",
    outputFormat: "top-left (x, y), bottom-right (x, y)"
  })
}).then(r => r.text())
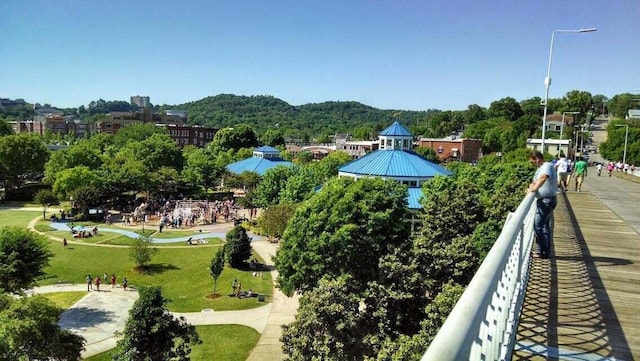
top-left (1, 0), bottom-right (639, 111)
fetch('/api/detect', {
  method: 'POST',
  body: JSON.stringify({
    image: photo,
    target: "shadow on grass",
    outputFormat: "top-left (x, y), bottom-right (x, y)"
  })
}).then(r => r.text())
top-left (138, 263), bottom-right (181, 275)
top-left (235, 262), bottom-right (275, 272)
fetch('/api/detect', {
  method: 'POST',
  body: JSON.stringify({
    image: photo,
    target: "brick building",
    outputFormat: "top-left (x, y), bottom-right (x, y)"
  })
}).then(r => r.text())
top-left (417, 136), bottom-right (482, 163)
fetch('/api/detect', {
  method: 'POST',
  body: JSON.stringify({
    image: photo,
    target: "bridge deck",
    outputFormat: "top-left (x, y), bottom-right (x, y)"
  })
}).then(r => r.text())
top-left (513, 190), bottom-right (640, 360)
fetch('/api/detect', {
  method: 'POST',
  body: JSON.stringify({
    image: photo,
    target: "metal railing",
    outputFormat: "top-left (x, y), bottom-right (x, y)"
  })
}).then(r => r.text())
top-left (422, 193), bottom-right (537, 361)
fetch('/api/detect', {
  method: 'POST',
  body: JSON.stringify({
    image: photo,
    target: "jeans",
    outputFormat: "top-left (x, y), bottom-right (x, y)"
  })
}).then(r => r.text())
top-left (534, 197), bottom-right (557, 256)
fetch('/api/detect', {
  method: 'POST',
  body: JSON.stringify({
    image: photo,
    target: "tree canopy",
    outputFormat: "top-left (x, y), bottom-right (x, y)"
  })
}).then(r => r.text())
top-left (0, 227), bottom-right (52, 294)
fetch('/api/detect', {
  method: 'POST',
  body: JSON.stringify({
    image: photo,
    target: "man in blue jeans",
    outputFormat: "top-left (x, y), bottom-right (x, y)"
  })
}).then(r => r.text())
top-left (527, 150), bottom-right (558, 259)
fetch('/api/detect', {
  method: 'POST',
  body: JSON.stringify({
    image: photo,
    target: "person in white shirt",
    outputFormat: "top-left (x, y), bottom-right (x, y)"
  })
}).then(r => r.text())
top-left (555, 152), bottom-right (569, 193)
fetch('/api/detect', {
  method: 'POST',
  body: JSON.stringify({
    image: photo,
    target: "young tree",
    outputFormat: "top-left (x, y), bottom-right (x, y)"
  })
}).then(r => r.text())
top-left (209, 247), bottom-right (225, 294)
top-left (225, 226), bottom-right (252, 268)
top-left (33, 189), bottom-right (60, 219)
top-left (129, 234), bottom-right (157, 271)
top-left (0, 227), bottom-right (52, 293)
top-left (0, 295), bottom-right (85, 360)
top-left (113, 286), bottom-right (200, 361)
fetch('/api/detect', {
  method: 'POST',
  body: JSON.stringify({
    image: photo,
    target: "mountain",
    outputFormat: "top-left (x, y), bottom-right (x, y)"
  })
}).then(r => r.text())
top-left (165, 94), bottom-right (437, 138)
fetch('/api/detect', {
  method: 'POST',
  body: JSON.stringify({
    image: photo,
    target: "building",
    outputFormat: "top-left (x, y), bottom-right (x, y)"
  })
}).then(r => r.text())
top-left (628, 109), bottom-right (640, 119)
top-left (418, 136), bottom-right (482, 163)
top-left (338, 121), bottom-right (453, 210)
top-left (335, 138), bottom-right (379, 159)
top-left (226, 146), bottom-right (293, 176)
top-left (526, 138), bottom-right (572, 158)
top-left (158, 124), bottom-right (217, 147)
top-left (130, 95), bottom-right (150, 108)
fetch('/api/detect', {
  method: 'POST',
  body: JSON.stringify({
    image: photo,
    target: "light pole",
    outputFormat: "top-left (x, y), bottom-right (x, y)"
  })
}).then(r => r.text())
top-left (541, 28), bottom-right (597, 151)
top-left (561, 111), bottom-right (580, 140)
top-left (616, 124), bottom-right (629, 166)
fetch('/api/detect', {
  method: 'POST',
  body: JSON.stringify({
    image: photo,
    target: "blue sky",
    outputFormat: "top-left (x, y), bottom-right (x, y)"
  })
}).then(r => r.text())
top-left (1, 1), bottom-right (638, 111)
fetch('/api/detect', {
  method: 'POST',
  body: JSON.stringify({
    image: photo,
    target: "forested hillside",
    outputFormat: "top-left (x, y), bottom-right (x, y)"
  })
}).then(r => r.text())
top-left (163, 94), bottom-right (438, 140)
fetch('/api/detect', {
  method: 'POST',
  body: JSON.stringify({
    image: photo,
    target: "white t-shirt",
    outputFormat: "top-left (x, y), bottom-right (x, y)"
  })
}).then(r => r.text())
top-left (556, 157), bottom-right (569, 173)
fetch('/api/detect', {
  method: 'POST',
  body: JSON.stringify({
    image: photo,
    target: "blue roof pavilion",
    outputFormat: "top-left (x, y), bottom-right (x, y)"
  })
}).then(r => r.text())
top-left (226, 146), bottom-right (293, 176)
top-left (338, 121), bottom-right (452, 209)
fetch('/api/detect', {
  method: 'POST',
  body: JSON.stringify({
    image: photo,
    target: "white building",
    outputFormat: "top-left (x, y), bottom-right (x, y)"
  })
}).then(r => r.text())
top-left (526, 138), bottom-right (572, 158)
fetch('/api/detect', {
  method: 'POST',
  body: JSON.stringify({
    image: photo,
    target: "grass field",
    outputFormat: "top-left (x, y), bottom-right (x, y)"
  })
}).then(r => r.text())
top-left (84, 324), bottom-right (260, 361)
top-left (0, 209), bottom-right (41, 229)
top-left (41, 291), bottom-right (88, 309)
top-left (42, 238), bottom-right (272, 312)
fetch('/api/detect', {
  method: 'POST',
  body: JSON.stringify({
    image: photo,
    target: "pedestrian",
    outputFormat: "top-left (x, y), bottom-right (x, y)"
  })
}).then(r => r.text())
top-left (122, 277), bottom-right (128, 291)
top-left (103, 273), bottom-right (108, 283)
top-left (574, 157), bottom-right (588, 192)
top-left (555, 152), bottom-right (569, 193)
top-left (95, 276), bottom-right (101, 291)
top-left (63, 238), bottom-right (68, 248)
top-left (527, 150), bottom-right (558, 259)
top-left (111, 273), bottom-right (116, 288)
top-left (232, 279), bottom-right (238, 296)
top-left (86, 274), bottom-right (93, 291)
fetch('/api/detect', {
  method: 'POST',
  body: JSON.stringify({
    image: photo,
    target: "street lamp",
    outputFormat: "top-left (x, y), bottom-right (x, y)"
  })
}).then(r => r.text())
top-left (141, 211), bottom-right (146, 234)
top-left (541, 28), bottom-right (597, 150)
top-left (615, 124), bottom-right (629, 166)
top-left (561, 111), bottom-right (580, 139)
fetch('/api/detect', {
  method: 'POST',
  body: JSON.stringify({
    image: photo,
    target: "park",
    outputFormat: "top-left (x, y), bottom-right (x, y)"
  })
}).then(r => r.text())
top-left (0, 202), bottom-right (284, 360)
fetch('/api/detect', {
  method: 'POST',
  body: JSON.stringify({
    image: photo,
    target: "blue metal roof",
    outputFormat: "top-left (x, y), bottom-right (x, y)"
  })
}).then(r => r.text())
top-left (255, 145), bottom-right (280, 153)
top-left (338, 150), bottom-right (453, 178)
top-left (379, 121), bottom-right (413, 137)
top-left (407, 187), bottom-right (424, 209)
top-left (226, 157), bottom-right (292, 176)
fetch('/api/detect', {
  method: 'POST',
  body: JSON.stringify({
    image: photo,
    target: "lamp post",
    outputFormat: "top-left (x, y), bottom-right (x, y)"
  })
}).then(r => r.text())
top-left (616, 124), bottom-right (629, 166)
top-left (541, 28), bottom-right (597, 151)
top-left (561, 111), bottom-right (580, 139)
top-left (141, 211), bottom-right (146, 234)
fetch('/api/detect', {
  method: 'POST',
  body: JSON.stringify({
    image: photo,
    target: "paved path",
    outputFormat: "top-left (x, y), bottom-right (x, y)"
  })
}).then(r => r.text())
top-left (28, 216), bottom-right (299, 360)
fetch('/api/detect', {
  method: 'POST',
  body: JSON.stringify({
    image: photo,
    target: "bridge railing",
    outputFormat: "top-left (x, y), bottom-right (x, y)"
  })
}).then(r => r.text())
top-left (422, 193), bottom-right (537, 361)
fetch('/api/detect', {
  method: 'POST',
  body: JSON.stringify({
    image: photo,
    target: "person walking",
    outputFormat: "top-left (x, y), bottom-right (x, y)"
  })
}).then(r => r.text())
top-left (555, 152), bottom-right (569, 192)
top-left (95, 276), bottom-right (101, 291)
top-left (122, 277), bottom-right (128, 291)
top-left (527, 150), bottom-right (558, 259)
top-left (574, 157), bottom-right (588, 192)
top-left (86, 274), bottom-right (93, 291)
top-left (63, 238), bottom-right (68, 248)
top-left (111, 274), bottom-right (117, 288)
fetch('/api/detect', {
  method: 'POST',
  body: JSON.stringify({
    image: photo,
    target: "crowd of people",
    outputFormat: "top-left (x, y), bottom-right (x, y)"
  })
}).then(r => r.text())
top-left (85, 273), bottom-right (128, 291)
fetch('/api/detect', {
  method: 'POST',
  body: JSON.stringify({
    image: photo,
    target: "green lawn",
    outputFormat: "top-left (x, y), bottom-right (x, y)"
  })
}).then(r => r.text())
top-left (42, 240), bottom-right (273, 312)
top-left (84, 324), bottom-right (260, 361)
top-left (41, 291), bottom-right (88, 309)
top-left (0, 209), bottom-right (41, 229)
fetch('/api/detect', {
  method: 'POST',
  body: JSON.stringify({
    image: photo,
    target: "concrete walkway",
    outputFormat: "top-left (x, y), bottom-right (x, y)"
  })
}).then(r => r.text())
top-left (28, 214), bottom-right (299, 360)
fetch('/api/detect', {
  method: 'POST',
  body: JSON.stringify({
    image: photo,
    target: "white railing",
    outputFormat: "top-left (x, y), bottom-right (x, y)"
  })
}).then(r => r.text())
top-left (422, 193), bottom-right (537, 361)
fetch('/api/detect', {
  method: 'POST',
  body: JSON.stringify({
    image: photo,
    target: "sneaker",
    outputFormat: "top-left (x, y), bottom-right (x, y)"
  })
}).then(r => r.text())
top-left (577, 189), bottom-right (581, 192)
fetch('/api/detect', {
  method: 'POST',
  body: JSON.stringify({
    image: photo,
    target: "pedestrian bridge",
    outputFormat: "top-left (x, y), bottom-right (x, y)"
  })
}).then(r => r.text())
top-left (422, 179), bottom-right (640, 360)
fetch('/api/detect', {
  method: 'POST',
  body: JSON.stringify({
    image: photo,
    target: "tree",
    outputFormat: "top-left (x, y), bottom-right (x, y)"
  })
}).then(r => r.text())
top-left (0, 119), bottom-right (12, 136)
top-left (0, 227), bottom-right (52, 293)
top-left (562, 90), bottom-right (593, 117)
top-left (113, 286), bottom-right (200, 361)
top-left (0, 133), bottom-right (50, 189)
top-left (34, 189), bottom-right (60, 219)
top-left (413, 146), bottom-right (441, 163)
top-left (182, 148), bottom-right (225, 196)
top-left (258, 203), bottom-right (297, 241)
top-left (52, 166), bottom-right (101, 200)
top-left (253, 165), bottom-right (296, 207)
top-left (0, 295), bottom-right (85, 360)
top-left (274, 177), bottom-right (411, 295)
top-left (281, 276), bottom-right (366, 361)
top-left (487, 97), bottom-right (523, 121)
top-left (210, 124), bottom-right (259, 151)
top-left (129, 234), bottom-right (157, 271)
top-left (260, 129), bottom-right (285, 147)
top-left (209, 247), bottom-right (225, 295)
top-left (225, 226), bottom-right (252, 268)
top-left (519, 97), bottom-right (543, 117)
top-left (69, 185), bottom-right (105, 219)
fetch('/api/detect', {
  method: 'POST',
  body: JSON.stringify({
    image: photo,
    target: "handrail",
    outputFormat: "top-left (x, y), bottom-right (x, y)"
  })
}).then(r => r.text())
top-left (422, 192), bottom-right (537, 361)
